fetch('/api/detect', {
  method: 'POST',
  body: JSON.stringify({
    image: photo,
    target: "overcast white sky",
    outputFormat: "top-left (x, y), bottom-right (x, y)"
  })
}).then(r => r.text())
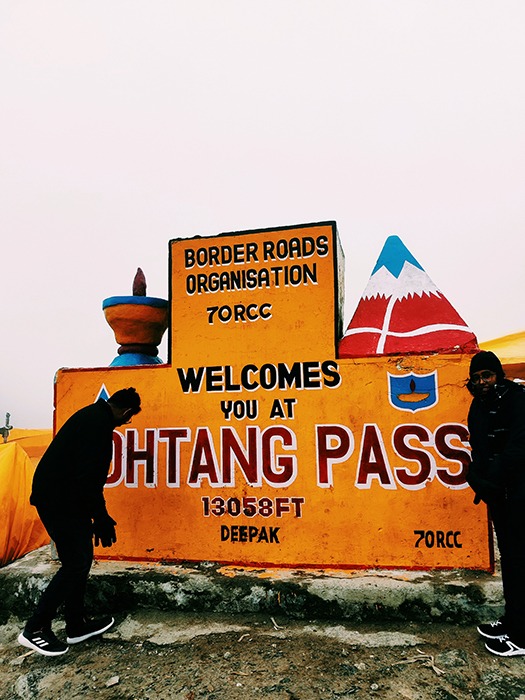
top-left (1, 1), bottom-right (524, 428)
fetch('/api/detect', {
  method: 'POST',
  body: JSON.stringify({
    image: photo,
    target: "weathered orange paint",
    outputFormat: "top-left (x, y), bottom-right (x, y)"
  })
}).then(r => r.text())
top-left (54, 222), bottom-right (491, 570)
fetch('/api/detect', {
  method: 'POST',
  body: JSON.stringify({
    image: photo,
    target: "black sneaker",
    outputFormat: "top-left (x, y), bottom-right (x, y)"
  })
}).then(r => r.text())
top-left (18, 628), bottom-right (69, 657)
top-left (477, 620), bottom-right (507, 639)
top-left (485, 635), bottom-right (525, 657)
top-left (66, 616), bottom-right (114, 644)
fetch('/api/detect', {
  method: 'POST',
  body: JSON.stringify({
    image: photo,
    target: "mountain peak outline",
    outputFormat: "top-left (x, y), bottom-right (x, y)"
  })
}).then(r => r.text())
top-left (338, 234), bottom-right (479, 357)
top-left (365, 236), bottom-right (440, 301)
top-left (372, 236), bottom-right (424, 278)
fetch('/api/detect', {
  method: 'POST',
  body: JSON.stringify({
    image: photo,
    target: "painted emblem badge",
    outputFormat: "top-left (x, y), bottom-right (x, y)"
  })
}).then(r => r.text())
top-left (388, 371), bottom-right (438, 412)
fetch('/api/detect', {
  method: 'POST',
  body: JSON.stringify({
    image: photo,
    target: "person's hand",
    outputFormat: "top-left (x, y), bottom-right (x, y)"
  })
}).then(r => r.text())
top-left (93, 514), bottom-right (117, 547)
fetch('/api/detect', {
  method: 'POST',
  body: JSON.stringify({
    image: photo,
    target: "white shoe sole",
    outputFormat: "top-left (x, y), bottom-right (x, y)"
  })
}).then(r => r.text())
top-left (66, 617), bottom-right (115, 644)
top-left (476, 626), bottom-right (507, 640)
top-left (485, 641), bottom-right (525, 657)
top-left (17, 632), bottom-right (69, 657)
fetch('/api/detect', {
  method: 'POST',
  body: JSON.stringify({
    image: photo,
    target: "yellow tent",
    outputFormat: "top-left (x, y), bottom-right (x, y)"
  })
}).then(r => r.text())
top-left (8, 428), bottom-right (53, 468)
top-left (0, 430), bottom-right (52, 566)
top-left (480, 330), bottom-right (525, 381)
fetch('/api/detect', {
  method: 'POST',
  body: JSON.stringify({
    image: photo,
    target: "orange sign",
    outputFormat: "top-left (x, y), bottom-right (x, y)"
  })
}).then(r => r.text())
top-left (54, 222), bottom-right (491, 570)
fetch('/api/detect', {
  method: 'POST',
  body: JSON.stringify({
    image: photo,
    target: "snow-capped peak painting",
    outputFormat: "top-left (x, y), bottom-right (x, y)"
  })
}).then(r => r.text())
top-left (338, 236), bottom-right (478, 357)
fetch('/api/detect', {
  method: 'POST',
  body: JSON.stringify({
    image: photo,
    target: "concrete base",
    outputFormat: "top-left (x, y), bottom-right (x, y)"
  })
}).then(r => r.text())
top-left (1, 546), bottom-right (503, 625)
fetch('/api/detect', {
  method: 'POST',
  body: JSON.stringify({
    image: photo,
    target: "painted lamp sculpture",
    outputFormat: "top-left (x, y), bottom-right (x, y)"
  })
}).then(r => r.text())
top-left (103, 268), bottom-right (169, 366)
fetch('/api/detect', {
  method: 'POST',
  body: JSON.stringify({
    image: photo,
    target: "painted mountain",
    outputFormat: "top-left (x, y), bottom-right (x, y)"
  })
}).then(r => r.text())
top-left (338, 236), bottom-right (479, 357)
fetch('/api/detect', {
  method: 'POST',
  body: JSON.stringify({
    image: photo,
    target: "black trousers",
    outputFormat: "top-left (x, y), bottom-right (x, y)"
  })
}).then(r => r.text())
top-left (490, 498), bottom-right (525, 646)
top-left (26, 507), bottom-right (93, 632)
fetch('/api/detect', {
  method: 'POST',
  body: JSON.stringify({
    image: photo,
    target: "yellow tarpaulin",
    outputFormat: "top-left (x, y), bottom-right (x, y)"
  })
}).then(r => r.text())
top-left (480, 330), bottom-right (525, 381)
top-left (8, 428), bottom-right (53, 467)
top-left (0, 439), bottom-right (50, 567)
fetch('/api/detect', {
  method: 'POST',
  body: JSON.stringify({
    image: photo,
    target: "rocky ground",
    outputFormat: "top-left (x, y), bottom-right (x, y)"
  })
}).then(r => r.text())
top-left (2, 611), bottom-right (525, 700)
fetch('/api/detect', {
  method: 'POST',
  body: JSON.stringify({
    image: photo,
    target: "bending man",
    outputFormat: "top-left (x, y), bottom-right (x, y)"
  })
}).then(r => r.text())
top-left (18, 387), bottom-right (141, 656)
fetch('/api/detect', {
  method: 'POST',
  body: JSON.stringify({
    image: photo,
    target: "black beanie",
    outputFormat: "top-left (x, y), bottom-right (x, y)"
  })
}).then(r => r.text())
top-left (469, 351), bottom-right (505, 380)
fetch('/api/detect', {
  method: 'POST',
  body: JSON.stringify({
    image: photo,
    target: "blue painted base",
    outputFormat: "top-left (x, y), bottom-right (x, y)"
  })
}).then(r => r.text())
top-left (109, 354), bottom-right (164, 366)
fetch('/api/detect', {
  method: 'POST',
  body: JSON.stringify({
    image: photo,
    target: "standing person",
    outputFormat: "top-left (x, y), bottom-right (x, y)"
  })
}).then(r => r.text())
top-left (466, 351), bottom-right (525, 656)
top-left (18, 387), bottom-right (141, 657)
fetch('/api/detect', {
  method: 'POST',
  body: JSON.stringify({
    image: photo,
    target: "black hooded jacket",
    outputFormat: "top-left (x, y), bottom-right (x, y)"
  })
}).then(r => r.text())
top-left (467, 379), bottom-right (525, 501)
top-left (30, 399), bottom-right (115, 520)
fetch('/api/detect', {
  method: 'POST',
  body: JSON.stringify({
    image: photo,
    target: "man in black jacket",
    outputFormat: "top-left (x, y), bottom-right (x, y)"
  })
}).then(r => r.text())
top-left (18, 387), bottom-right (141, 656)
top-left (466, 351), bottom-right (525, 656)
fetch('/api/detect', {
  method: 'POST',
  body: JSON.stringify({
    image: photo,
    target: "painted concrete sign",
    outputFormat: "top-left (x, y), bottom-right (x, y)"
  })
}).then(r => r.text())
top-left (338, 235), bottom-right (478, 357)
top-left (54, 222), bottom-right (490, 570)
